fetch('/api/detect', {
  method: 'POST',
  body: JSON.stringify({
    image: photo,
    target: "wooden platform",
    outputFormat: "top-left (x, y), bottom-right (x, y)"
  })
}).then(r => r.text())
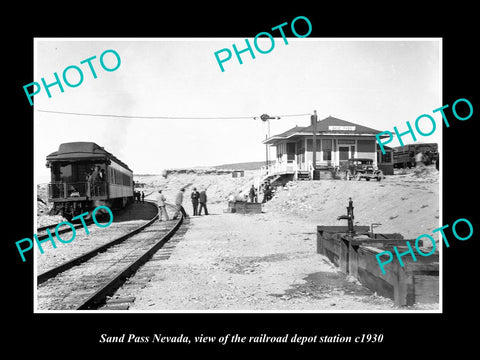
top-left (317, 226), bottom-right (439, 306)
top-left (226, 201), bottom-right (262, 214)
top-left (296, 170), bottom-right (311, 180)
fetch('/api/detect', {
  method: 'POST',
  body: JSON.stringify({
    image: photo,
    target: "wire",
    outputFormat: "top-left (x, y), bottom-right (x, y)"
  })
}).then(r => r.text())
top-left (37, 109), bottom-right (252, 119)
top-left (36, 109), bottom-right (312, 120)
top-left (278, 113), bottom-right (312, 118)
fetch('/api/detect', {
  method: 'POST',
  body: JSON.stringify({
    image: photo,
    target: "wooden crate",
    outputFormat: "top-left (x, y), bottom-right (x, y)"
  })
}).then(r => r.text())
top-left (351, 245), bottom-right (439, 306)
top-left (229, 201), bottom-right (262, 214)
top-left (317, 226), bottom-right (370, 269)
top-left (318, 169), bottom-right (334, 180)
top-left (226, 201), bottom-right (236, 213)
top-left (317, 226), bottom-right (439, 306)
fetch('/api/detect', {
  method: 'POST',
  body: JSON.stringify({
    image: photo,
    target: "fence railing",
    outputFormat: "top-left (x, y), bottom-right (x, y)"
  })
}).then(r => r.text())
top-left (48, 181), bottom-right (107, 199)
top-left (260, 160), bottom-right (298, 178)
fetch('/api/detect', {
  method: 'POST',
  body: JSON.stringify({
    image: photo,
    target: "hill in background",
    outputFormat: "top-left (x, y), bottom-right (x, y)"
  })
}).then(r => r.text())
top-left (214, 160), bottom-right (272, 171)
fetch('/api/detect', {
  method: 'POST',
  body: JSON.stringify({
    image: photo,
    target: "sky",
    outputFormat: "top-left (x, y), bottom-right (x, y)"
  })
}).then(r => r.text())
top-left (34, 38), bottom-right (441, 183)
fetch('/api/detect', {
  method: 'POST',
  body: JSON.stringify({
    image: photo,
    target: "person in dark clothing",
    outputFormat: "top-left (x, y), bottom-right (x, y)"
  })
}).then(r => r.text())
top-left (191, 188), bottom-right (200, 215)
top-left (141, 191), bottom-right (145, 203)
top-left (198, 189), bottom-right (208, 215)
top-left (249, 184), bottom-right (257, 203)
top-left (89, 165), bottom-right (100, 197)
top-left (262, 181), bottom-right (271, 203)
top-left (266, 180), bottom-right (273, 201)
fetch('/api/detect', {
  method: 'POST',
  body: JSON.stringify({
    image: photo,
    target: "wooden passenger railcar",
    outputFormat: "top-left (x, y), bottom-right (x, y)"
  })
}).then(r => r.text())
top-left (46, 142), bottom-right (134, 220)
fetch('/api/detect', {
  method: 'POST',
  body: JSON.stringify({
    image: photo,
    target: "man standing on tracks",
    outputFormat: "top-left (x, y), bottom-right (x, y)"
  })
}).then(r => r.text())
top-left (173, 188), bottom-right (188, 220)
top-left (198, 188), bottom-right (208, 215)
top-left (157, 190), bottom-right (169, 221)
top-left (191, 187), bottom-right (200, 216)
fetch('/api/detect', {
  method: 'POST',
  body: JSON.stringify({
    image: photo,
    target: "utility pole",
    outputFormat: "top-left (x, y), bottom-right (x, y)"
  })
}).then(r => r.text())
top-left (258, 113), bottom-right (280, 171)
top-left (265, 134), bottom-right (269, 168)
top-left (311, 110), bottom-right (318, 178)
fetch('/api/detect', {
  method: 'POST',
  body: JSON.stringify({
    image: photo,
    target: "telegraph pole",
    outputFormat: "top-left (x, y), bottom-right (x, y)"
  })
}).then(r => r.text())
top-left (258, 113), bottom-right (280, 171)
top-left (311, 110), bottom-right (318, 177)
top-left (265, 134), bottom-right (269, 168)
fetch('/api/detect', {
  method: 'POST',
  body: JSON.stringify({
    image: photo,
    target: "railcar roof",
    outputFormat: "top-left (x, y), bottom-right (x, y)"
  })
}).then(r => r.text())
top-left (46, 142), bottom-right (132, 171)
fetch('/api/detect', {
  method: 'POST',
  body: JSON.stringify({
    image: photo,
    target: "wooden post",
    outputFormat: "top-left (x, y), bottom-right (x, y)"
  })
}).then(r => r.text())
top-left (312, 110), bottom-right (317, 173)
top-left (265, 134), bottom-right (268, 171)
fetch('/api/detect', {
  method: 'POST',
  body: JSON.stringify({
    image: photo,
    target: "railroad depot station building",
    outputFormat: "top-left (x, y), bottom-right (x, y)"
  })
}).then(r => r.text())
top-left (261, 115), bottom-right (393, 181)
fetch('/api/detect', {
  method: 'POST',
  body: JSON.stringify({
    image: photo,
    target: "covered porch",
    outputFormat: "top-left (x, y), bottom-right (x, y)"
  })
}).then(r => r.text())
top-left (260, 116), bottom-right (386, 181)
top-left (261, 136), bottom-right (379, 179)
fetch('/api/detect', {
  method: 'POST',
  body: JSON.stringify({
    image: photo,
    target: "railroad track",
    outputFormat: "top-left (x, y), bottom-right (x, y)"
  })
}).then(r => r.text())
top-left (37, 201), bottom-right (184, 310)
top-left (36, 211), bottom-right (114, 241)
top-left (37, 219), bottom-right (95, 240)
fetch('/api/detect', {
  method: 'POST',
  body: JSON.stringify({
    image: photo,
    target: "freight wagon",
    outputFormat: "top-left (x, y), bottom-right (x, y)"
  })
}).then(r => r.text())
top-left (393, 143), bottom-right (438, 168)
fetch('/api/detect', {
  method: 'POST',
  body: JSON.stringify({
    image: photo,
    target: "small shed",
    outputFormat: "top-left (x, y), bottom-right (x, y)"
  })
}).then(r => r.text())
top-left (376, 144), bottom-right (394, 175)
top-left (232, 170), bottom-right (245, 178)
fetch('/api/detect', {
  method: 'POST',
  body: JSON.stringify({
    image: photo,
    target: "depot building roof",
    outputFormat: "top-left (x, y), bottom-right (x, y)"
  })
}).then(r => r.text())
top-left (263, 116), bottom-right (384, 145)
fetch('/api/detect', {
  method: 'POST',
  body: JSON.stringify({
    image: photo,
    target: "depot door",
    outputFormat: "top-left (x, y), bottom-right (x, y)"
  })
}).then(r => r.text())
top-left (339, 145), bottom-right (355, 168)
top-left (286, 142), bottom-right (296, 161)
top-left (339, 146), bottom-right (349, 168)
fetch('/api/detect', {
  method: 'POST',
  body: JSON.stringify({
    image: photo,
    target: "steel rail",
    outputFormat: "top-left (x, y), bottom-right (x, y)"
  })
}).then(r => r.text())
top-left (37, 201), bottom-right (162, 285)
top-left (77, 210), bottom-right (183, 310)
top-left (36, 219), bottom-right (95, 240)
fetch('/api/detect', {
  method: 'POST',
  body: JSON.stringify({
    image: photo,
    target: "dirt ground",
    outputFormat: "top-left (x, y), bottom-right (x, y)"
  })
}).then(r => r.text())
top-left (130, 166), bottom-right (439, 311)
top-left (263, 166), bottom-right (440, 240)
top-left (128, 202), bottom-right (395, 311)
top-left (36, 165), bottom-right (440, 311)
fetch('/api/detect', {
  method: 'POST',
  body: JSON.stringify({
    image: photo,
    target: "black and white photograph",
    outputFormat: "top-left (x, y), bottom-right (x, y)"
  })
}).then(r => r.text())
top-left (33, 38), bottom-right (441, 312)
top-left (7, 6), bottom-right (479, 354)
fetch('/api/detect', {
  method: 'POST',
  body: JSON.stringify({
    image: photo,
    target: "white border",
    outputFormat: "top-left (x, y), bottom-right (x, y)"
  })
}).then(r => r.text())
top-left (33, 37), bottom-right (443, 314)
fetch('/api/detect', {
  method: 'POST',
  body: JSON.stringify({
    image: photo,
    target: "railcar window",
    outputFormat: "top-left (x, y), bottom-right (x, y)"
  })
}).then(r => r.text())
top-left (52, 163), bottom-right (73, 182)
top-left (61, 164), bottom-right (72, 182)
top-left (107, 167), bottom-right (132, 186)
top-left (51, 162), bottom-right (108, 183)
top-left (78, 163), bottom-right (92, 181)
top-left (51, 163), bottom-right (60, 181)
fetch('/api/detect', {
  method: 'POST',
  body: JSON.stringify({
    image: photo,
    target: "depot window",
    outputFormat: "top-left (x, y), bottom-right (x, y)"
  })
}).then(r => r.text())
top-left (306, 139), bottom-right (321, 151)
